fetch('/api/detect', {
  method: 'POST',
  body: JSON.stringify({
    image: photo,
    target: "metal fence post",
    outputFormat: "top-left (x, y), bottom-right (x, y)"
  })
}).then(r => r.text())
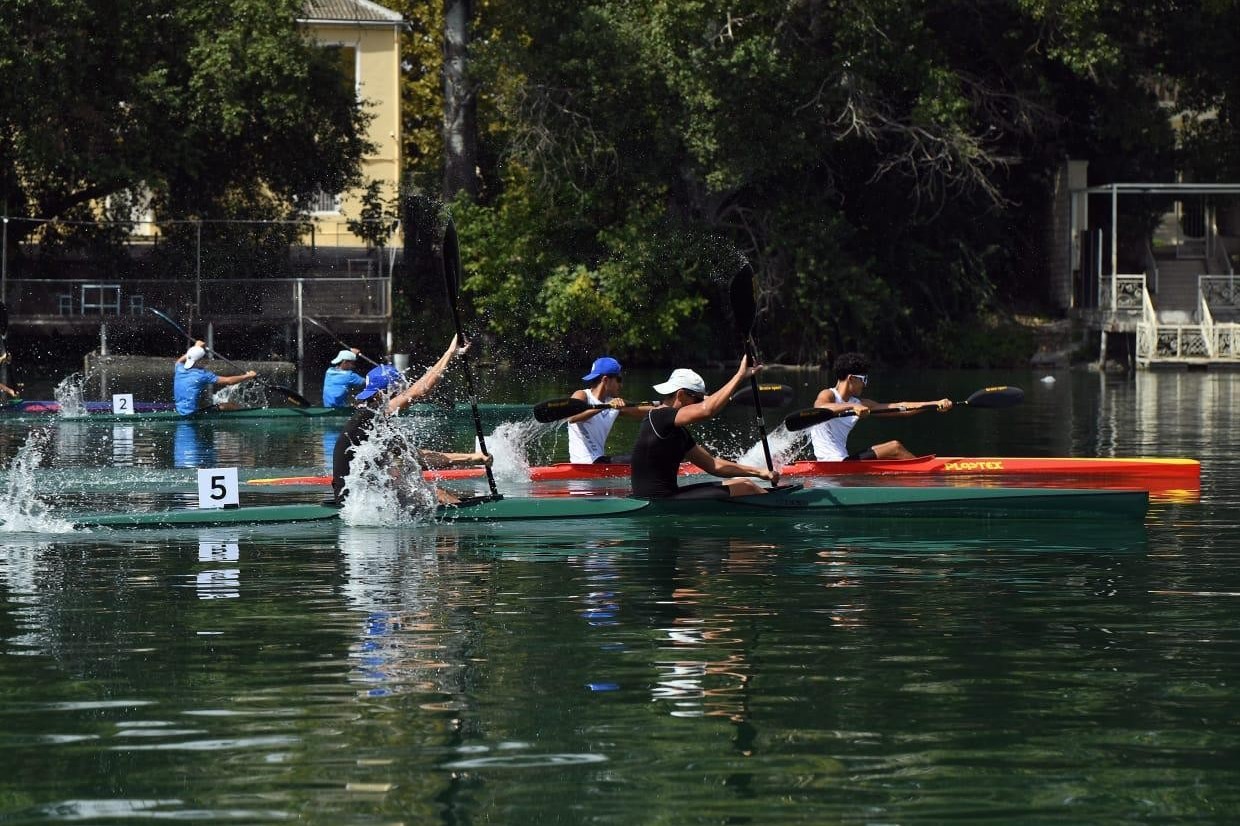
top-left (296, 278), bottom-right (304, 397)
top-left (1, 214), bottom-right (7, 309)
top-left (195, 219), bottom-right (202, 314)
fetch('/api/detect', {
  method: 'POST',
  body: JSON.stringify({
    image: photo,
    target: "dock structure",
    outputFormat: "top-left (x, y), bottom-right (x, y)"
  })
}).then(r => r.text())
top-left (0, 215), bottom-right (397, 396)
top-left (1064, 178), bottom-right (1240, 370)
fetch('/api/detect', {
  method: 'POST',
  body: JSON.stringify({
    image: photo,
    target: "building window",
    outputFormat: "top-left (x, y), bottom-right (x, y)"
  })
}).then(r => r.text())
top-left (309, 189), bottom-right (342, 214)
top-left (322, 44), bottom-right (359, 97)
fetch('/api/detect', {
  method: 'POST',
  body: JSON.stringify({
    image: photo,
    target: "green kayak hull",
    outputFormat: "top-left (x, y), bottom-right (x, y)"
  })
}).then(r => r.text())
top-left (71, 486), bottom-right (1148, 529)
top-left (40, 403), bottom-right (532, 423)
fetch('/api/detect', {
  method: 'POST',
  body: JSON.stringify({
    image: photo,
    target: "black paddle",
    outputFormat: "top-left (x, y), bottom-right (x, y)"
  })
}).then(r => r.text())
top-left (729, 263), bottom-right (775, 481)
top-left (782, 385), bottom-right (1025, 432)
top-left (442, 218), bottom-right (501, 499)
top-left (303, 316), bottom-right (381, 367)
top-left (532, 384), bottom-right (795, 424)
top-left (148, 307), bottom-right (312, 408)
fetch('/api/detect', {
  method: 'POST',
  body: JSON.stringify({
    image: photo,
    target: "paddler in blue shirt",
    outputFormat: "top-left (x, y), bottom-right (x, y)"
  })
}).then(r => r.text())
top-left (173, 341), bottom-right (257, 416)
top-left (331, 335), bottom-right (490, 505)
top-left (323, 348), bottom-right (366, 408)
top-left (629, 356), bottom-right (778, 499)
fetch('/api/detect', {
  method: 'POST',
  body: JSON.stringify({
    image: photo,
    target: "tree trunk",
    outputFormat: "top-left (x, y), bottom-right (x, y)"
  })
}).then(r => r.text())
top-left (443, 0), bottom-right (478, 201)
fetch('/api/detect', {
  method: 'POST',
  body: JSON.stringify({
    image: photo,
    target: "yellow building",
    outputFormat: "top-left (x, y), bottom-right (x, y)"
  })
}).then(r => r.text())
top-left (298, 0), bottom-right (406, 261)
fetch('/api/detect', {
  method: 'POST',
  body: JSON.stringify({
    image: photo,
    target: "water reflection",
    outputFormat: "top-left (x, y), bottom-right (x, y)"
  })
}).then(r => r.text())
top-left (195, 531), bottom-right (240, 600)
top-left (172, 422), bottom-right (216, 468)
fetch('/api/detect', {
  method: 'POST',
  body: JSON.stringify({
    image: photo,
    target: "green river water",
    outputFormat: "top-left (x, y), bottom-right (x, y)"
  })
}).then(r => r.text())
top-left (0, 367), bottom-right (1233, 823)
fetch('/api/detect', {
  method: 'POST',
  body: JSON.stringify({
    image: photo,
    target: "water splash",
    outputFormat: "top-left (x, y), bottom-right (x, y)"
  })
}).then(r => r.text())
top-left (737, 424), bottom-right (806, 470)
top-left (53, 372), bottom-right (88, 418)
top-left (483, 420), bottom-right (556, 483)
top-left (340, 412), bottom-right (438, 527)
top-left (0, 429), bottom-right (75, 533)
top-left (212, 380), bottom-right (269, 409)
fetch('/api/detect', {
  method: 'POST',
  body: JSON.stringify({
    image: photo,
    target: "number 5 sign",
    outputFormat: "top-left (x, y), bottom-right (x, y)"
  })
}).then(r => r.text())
top-left (196, 468), bottom-right (239, 509)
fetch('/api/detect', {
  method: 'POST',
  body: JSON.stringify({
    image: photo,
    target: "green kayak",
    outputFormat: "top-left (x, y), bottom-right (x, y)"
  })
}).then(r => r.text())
top-left (70, 485), bottom-right (1148, 529)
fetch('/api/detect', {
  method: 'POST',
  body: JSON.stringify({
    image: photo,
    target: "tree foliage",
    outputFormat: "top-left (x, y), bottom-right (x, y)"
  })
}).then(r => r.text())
top-left (0, 0), bottom-right (372, 240)
top-left (426, 0), bottom-right (1235, 365)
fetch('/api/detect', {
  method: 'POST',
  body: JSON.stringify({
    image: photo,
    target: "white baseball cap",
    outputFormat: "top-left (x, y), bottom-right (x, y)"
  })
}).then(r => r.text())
top-left (330, 349), bottom-right (357, 365)
top-left (653, 368), bottom-right (706, 397)
top-left (184, 345), bottom-right (207, 369)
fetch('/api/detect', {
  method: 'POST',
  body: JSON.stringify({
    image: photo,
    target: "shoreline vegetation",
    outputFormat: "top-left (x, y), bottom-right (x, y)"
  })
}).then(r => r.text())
top-left (5, 1), bottom-right (1240, 369)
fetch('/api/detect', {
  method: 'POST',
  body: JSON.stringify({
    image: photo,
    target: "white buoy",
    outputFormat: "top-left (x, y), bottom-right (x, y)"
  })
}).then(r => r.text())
top-left (1040, 375), bottom-right (1056, 384)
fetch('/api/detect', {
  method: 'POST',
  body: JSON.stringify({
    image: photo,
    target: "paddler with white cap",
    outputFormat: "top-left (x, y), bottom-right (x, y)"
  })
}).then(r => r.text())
top-left (322, 348), bottom-right (366, 408)
top-left (629, 356), bottom-right (778, 499)
top-left (173, 340), bottom-right (257, 416)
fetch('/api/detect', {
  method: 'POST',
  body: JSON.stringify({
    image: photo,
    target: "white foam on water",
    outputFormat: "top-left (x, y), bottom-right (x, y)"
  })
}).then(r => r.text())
top-left (482, 420), bottom-right (555, 484)
top-left (339, 412), bottom-right (438, 527)
top-left (53, 372), bottom-right (88, 418)
top-left (0, 430), bottom-right (75, 533)
top-left (737, 424), bottom-right (806, 470)
top-left (211, 380), bottom-right (268, 409)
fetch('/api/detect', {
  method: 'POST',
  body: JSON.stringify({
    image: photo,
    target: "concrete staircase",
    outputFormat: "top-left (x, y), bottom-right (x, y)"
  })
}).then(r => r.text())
top-left (1152, 256), bottom-right (1208, 323)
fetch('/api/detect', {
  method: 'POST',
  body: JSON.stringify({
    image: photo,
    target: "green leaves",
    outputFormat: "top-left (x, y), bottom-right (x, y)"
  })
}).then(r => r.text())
top-left (1, 0), bottom-right (370, 225)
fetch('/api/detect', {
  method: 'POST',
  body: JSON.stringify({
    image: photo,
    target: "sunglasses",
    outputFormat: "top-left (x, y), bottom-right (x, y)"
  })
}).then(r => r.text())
top-left (848, 374), bottom-right (869, 387)
top-left (606, 374), bottom-right (623, 384)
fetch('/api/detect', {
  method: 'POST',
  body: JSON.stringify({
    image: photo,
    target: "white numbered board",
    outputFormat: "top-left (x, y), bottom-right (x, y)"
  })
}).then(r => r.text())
top-left (112, 393), bottom-right (135, 415)
top-left (196, 467), bottom-right (240, 509)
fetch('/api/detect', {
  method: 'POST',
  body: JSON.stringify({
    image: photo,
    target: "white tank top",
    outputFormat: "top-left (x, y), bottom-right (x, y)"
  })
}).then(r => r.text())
top-left (808, 388), bottom-right (860, 461)
top-left (568, 389), bottom-right (619, 463)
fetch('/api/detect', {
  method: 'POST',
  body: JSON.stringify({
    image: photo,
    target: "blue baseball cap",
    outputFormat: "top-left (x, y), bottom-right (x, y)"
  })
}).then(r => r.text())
top-left (582, 356), bottom-right (622, 382)
top-left (356, 365), bottom-right (402, 401)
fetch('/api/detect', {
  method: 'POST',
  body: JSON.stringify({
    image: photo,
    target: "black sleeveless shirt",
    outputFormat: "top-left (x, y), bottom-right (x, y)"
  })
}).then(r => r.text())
top-left (629, 406), bottom-right (695, 498)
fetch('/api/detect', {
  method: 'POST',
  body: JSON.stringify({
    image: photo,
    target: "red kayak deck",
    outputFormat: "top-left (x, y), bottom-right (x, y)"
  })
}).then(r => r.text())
top-left (249, 455), bottom-right (1200, 496)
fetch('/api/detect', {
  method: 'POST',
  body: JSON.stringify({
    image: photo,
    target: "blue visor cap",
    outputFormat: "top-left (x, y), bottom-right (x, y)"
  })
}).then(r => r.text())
top-left (582, 356), bottom-right (622, 382)
top-left (356, 365), bottom-right (402, 401)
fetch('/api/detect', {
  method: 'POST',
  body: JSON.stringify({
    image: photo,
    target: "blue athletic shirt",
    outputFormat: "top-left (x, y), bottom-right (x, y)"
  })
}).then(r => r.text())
top-left (322, 367), bottom-right (366, 408)
top-left (173, 363), bottom-right (220, 415)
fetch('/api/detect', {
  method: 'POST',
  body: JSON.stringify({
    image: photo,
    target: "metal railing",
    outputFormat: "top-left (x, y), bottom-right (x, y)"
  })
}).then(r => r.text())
top-left (1144, 241), bottom-right (1160, 294)
top-left (0, 215), bottom-right (403, 307)
top-left (1137, 275), bottom-right (1211, 362)
top-left (4, 276), bottom-right (390, 320)
top-left (1198, 274), bottom-right (1240, 359)
top-left (1212, 235), bottom-right (1235, 277)
top-left (1098, 273), bottom-right (1148, 313)
top-left (1199, 279), bottom-right (1216, 357)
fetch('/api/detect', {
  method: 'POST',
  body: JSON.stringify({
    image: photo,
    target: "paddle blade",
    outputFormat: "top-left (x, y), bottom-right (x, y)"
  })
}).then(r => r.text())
top-left (729, 263), bottom-right (757, 338)
top-left (783, 407), bottom-right (842, 432)
top-left (148, 307), bottom-right (193, 342)
top-left (533, 397), bottom-right (591, 423)
top-left (730, 383), bottom-right (794, 409)
top-left (442, 218), bottom-right (462, 308)
top-left (963, 385), bottom-right (1024, 409)
top-left (265, 385), bottom-right (313, 409)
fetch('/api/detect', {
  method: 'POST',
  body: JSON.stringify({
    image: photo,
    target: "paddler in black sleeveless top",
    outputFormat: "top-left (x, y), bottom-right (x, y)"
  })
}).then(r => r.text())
top-left (331, 335), bottom-right (491, 505)
top-left (629, 355), bottom-right (778, 499)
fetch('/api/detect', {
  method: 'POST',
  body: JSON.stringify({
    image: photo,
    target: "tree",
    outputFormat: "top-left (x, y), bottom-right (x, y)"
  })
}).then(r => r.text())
top-left (0, 0), bottom-right (372, 242)
top-left (443, 0), bottom-right (479, 199)
top-left (438, 0), bottom-right (1196, 364)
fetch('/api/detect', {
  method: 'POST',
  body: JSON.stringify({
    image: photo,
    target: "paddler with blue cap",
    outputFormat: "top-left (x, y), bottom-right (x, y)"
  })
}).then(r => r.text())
top-left (330, 335), bottom-right (490, 505)
top-left (565, 355), bottom-right (655, 464)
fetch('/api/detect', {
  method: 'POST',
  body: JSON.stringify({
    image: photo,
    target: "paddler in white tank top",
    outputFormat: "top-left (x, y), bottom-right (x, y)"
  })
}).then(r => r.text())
top-left (566, 356), bottom-right (652, 464)
top-left (808, 352), bottom-right (953, 461)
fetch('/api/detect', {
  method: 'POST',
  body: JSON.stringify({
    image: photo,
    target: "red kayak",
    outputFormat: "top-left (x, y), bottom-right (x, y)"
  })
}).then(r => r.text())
top-left (250, 454), bottom-right (1199, 489)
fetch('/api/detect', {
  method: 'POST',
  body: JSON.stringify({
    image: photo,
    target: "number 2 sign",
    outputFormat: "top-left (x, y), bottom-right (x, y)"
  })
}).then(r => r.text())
top-left (196, 467), bottom-right (239, 509)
